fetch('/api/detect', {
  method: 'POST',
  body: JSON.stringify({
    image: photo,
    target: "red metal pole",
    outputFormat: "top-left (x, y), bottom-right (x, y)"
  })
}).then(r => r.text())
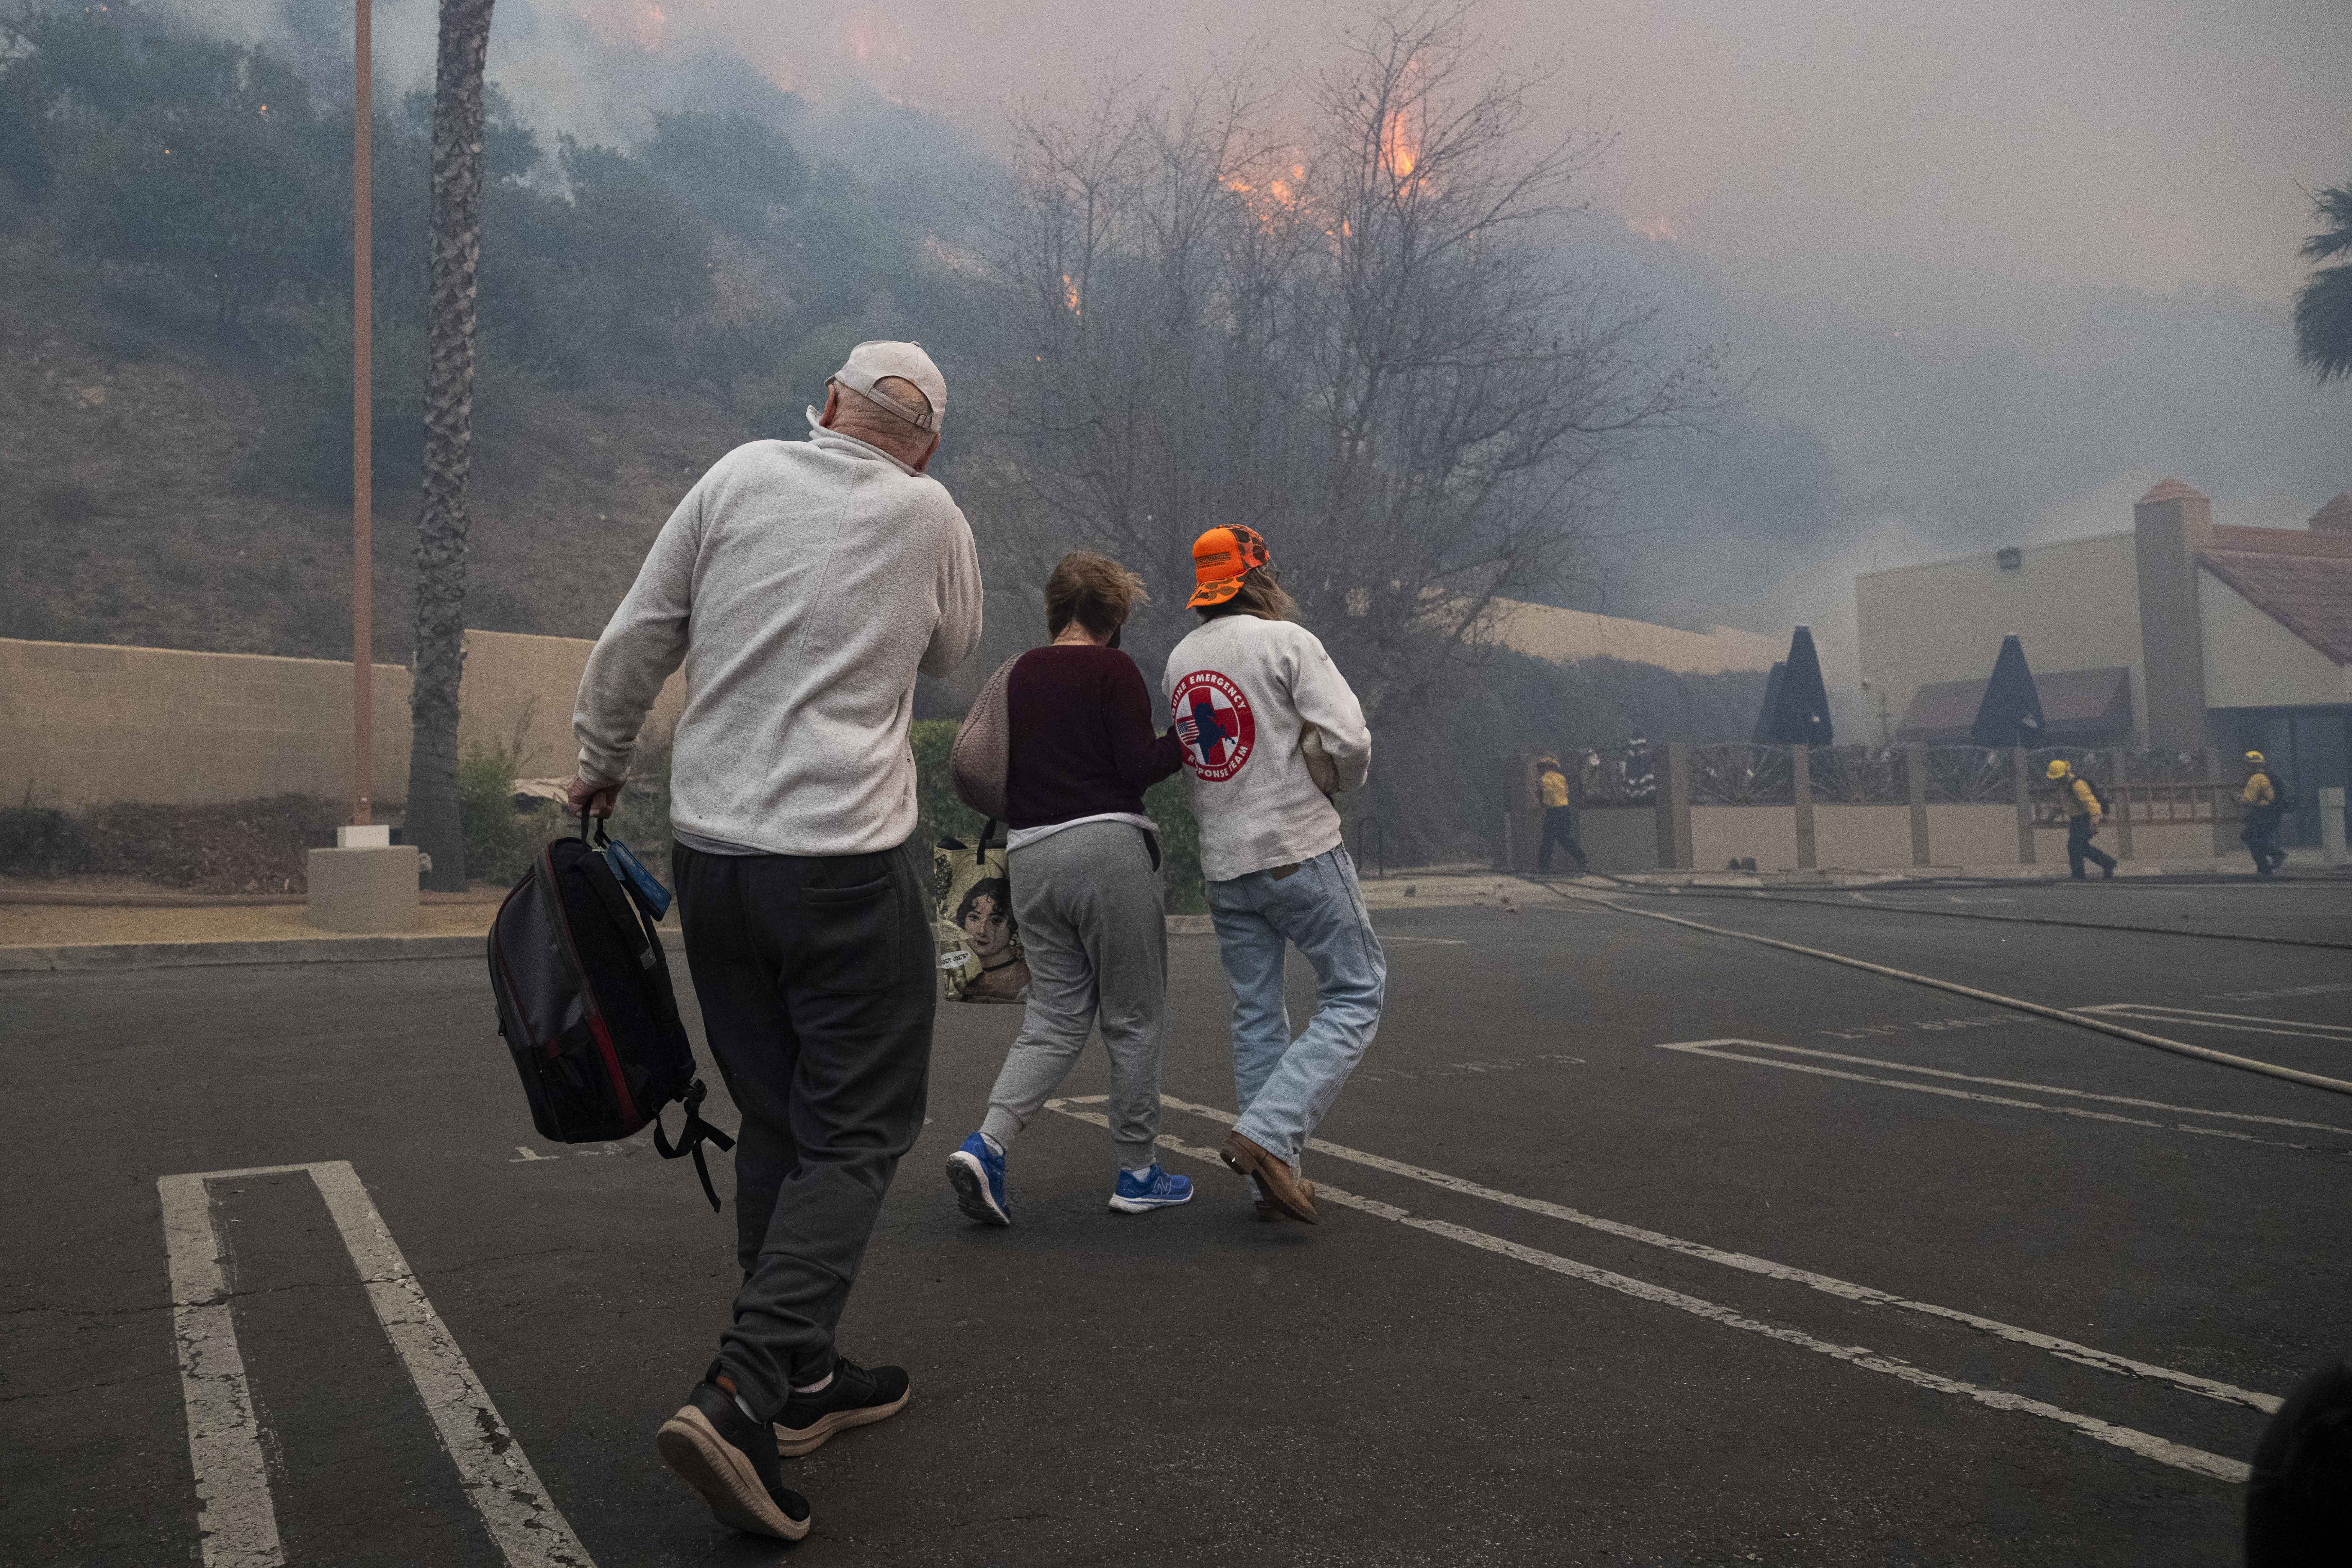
top-left (352, 0), bottom-right (373, 826)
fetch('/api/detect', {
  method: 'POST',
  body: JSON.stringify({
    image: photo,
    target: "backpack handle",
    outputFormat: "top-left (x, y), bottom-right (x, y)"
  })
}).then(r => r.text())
top-left (578, 804), bottom-right (611, 848)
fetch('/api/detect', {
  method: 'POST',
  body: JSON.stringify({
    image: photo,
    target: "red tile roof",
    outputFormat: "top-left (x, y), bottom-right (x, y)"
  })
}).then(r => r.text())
top-left (2198, 551), bottom-right (2352, 663)
top-left (2208, 524), bottom-right (2352, 559)
top-left (1897, 666), bottom-right (2133, 744)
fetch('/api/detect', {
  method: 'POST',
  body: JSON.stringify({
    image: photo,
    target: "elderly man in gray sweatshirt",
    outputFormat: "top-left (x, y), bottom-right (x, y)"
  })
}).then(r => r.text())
top-left (567, 341), bottom-right (981, 1541)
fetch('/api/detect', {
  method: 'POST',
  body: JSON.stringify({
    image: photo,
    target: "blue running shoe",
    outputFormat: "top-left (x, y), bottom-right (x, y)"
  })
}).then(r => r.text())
top-left (945, 1133), bottom-right (1010, 1226)
top-left (1108, 1163), bottom-right (1192, 1213)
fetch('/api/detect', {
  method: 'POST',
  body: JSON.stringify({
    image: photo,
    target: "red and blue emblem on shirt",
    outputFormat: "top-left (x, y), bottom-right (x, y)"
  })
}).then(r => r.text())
top-left (1171, 670), bottom-right (1255, 782)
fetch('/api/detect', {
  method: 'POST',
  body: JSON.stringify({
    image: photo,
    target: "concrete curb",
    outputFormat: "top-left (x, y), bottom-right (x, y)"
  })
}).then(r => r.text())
top-left (5, 918), bottom-right (1225, 974)
top-left (0, 926), bottom-right (687, 975)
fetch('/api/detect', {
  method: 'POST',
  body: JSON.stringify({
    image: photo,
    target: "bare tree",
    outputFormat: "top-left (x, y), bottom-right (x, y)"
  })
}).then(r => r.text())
top-left (964, 1), bottom-right (1730, 719)
top-left (402, 0), bottom-right (494, 891)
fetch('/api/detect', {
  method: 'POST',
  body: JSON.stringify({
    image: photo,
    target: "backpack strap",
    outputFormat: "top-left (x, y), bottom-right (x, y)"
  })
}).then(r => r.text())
top-left (653, 1079), bottom-right (736, 1212)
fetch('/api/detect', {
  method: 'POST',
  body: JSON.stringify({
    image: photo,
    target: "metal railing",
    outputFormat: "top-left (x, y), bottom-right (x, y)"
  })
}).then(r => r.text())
top-left (1807, 746), bottom-right (1908, 805)
top-left (1925, 746), bottom-right (2012, 804)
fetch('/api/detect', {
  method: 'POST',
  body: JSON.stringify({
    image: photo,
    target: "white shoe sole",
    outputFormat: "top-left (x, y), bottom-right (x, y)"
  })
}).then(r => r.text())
top-left (945, 1151), bottom-right (1010, 1225)
top-left (655, 1405), bottom-right (811, 1541)
top-left (1107, 1188), bottom-right (1193, 1213)
top-left (773, 1382), bottom-right (913, 1457)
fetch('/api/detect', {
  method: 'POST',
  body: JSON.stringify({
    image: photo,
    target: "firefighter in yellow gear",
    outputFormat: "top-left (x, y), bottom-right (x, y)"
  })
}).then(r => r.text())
top-left (1533, 754), bottom-right (1588, 873)
top-left (2240, 751), bottom-right (2288, 876)
top-left (2046, 758), bottom-right (2116, 879)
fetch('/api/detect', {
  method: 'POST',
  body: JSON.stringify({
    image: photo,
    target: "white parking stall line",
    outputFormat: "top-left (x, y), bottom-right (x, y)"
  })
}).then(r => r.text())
top-left (160, 1168), bottom-right (303, 1568)
top-left (1043, 1102), bottom-right (2252, 1483)
top-left (1656, 1040), bottom-right (2331, 1151)
top-left (1556, 891), bottom-right (2352, 1096)
top-left (2077, 1004), bottom-right (2352, 1042)
top-left (1088, 1094), bottom-right (2280, 1415)
top-left (1672, 1039), bottom-right (2352, 1137)
top-left (158, 1162), bottom-right (596, 1568)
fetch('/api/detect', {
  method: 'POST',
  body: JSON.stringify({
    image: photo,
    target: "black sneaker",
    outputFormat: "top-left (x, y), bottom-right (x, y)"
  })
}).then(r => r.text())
top-left (773, 1353), bottom-right (912, 1457)
top-left (657, 1379), bottom-right (813, 1540)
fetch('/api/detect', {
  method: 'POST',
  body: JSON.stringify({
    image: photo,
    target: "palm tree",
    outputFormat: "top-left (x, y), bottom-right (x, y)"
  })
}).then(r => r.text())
top-left (404, 0), bottom-right (496, 891)
top-left (2293, 180), bottom-right (2352, 385)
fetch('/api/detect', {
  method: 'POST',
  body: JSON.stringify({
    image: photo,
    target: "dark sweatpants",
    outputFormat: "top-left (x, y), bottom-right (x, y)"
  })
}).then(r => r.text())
top-left (672, 837), bottom-right (936, 1422)
top-left (2066, 817), bottom-right (2116, 878)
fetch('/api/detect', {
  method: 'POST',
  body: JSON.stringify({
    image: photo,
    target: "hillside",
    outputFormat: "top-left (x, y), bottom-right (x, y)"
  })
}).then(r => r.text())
top-left (0, 2), bottom-right (964, 666)
top-left (0, 232), bottom-right (756, 662)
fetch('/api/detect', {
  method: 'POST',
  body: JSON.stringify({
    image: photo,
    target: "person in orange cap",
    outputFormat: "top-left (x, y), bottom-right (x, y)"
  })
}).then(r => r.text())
top-left (1162, 526), bottom-right (1379, 1225)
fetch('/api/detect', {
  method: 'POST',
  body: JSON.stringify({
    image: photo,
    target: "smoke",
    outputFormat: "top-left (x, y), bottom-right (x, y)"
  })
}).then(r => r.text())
top-left (164, 0), bottom-right (983, 193)
top-left (155, 0), bottom-right (2349, 692)
top-left (1553, 212), bottom-right (2352, 683)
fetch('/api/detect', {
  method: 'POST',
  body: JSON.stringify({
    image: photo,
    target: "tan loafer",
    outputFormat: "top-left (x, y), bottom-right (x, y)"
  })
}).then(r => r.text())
top-left (1251, 1174), bottom-right (1316, 1221)
top-left (1223, 1132), bottom-right (1318, 1223)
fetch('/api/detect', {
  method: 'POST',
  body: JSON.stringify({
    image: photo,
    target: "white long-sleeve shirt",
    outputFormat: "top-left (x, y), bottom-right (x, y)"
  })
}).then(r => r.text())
top-left (574, 422), bottom-right (983, 855)
top-left (1162, 615), bottom-right (1372, 882)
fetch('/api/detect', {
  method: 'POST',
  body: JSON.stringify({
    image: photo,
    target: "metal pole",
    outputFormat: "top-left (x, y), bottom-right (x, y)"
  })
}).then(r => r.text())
top-left (351, 0), bottom-right (373, 826)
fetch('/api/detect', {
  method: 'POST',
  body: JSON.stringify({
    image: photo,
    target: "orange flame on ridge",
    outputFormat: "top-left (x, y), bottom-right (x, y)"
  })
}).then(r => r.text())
top-left (1379, 101), bottom-right (1421, 182)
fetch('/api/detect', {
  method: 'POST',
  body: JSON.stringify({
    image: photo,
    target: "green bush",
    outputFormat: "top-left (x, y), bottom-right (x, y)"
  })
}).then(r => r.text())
top-left (1144, 775), bottom-right (1207, 913)
top-left (0, 805), bottom-right (91, 876)
top-left (458, 744), bottom-right (560, 886)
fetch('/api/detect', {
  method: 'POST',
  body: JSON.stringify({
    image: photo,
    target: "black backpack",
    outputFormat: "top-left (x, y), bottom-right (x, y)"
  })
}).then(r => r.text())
top-left (487, 813), bottom-right (733, 1209)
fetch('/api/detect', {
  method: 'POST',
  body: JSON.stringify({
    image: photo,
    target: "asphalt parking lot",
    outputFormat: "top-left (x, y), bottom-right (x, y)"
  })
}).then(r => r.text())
top-left (4, 876), bottom-right (2348, 1566)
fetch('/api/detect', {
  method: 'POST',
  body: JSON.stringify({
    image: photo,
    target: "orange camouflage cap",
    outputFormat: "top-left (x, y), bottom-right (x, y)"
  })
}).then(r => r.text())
top-left (1188, 525), bottom-right (1272, 608)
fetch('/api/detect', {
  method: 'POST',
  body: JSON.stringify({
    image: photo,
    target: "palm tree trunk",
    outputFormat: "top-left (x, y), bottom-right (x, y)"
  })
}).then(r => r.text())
top-left (404, 0), bottom-right (495, 892)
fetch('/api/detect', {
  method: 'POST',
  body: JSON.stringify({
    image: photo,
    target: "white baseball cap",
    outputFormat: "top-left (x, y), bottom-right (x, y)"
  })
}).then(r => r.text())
top-left (832, 339), bottom-right (945, 433)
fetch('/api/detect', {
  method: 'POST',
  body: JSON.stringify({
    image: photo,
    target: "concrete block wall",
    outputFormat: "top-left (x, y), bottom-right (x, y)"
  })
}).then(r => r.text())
top-left (3, 638), bottom-right (413, 808)
top-left (2, 631), bottom-right (684, 810)
top-left (455, 631), bottom-right (686, 781)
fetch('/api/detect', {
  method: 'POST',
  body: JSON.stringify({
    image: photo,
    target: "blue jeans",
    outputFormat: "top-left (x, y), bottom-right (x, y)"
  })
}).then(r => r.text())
top-left (1206, 845), bottom-right (1386, 1166)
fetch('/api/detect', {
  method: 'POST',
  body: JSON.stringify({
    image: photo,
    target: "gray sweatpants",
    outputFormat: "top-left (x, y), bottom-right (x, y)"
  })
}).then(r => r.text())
top-left (979, 821), bottom-right (1169, 1170)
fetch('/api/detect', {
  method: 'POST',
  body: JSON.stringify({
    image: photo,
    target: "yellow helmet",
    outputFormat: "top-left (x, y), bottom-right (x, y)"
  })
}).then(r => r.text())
top-left (2045, 759), bottom-right (2071, 780)
top-left (2245, 750), bottom-right (2265, 765)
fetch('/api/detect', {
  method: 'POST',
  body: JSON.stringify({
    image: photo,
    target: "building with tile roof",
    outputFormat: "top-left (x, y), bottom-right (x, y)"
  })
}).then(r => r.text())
top-left (1854, 482), bottom-right (2352, 846)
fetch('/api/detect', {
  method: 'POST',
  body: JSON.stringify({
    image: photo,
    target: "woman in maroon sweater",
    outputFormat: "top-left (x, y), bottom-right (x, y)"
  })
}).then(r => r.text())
top-left (944, 552), bottom-right (1191, 1224)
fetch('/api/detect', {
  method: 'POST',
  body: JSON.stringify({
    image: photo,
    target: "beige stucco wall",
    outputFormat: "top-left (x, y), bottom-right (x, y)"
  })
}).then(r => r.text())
top-left (2131, 822), bottom-right (2224, 861)
top-left (3, 631), bottom-right (684, 810)
top-left (1692, 804), bottom-right (1799, 870)
top-left (1815, 804), bottom-right (1918, 868)
top-left (2197, 568), bottom-right (2348, 710)
top-left (1924, 804), bottom-right (2021, 867)
top-left (1579, 807), bottom-right (1661, 874)
top-left (1490, 600), bottom-right (1780, 675)
top-left (1856, 532), bottom-right (2145, 741)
